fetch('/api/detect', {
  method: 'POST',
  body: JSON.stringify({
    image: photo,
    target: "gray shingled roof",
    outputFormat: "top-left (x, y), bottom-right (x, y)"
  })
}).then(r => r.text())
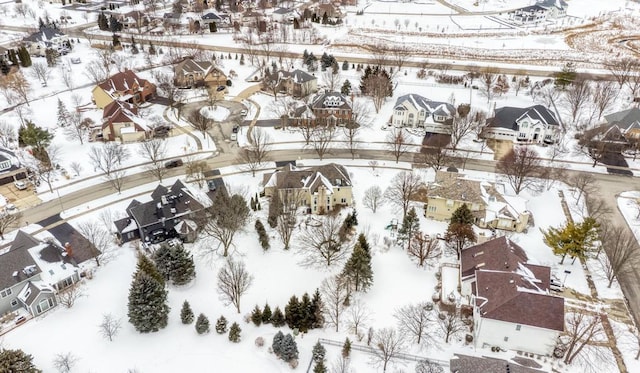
top-left (450, 354), bottom-right (547, 373)
top-left (128, 180), bottom-right (205, 229)
top-left (605, 107), bottom-right (640, 129)
top-left (461, 236), bottom-right (528, 278)
top-left (263, 163), bottom-right (351, 193)
top-left (393, 94), bottom-right (454, 117)
top-left (311, 92), bottom-right (351, 110)
top-left (488, 105), bottom-right (558, 130)
top-left (537, 0), bottom-right (567, 10)
top-left (282, 69), bottom-right (316, 84)
top-left (23, 27), bottom-right (65, 43)
top-left (0, 231), bottom-right (42, 290)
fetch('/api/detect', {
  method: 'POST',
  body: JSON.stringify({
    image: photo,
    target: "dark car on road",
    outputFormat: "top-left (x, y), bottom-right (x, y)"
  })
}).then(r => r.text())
top-left (207, 179), bottom-right (217, 191)
top-left (164, 159), bottom-right (184, 168)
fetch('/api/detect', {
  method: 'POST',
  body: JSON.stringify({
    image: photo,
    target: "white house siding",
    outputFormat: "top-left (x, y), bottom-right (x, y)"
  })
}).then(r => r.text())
top-left (475, 317), bottom-right (560, 355)
top-left (482, 128), bottom-right (516, 141)
top-left (515, 118), bottom-right (557, 144)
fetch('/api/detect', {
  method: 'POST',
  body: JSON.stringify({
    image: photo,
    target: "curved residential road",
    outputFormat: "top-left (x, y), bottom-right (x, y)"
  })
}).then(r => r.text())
top-left (13, 147), bottom-right (640, 327)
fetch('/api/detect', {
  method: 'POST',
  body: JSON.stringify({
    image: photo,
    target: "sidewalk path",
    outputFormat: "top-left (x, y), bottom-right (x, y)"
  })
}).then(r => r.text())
top-left (163, 106), bottom-right (203, 151)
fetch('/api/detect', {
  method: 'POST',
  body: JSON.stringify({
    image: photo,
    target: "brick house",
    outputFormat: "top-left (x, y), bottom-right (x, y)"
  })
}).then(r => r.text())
top-left (101, 101), bottom-right (150, 142)
top-left (92, 70), bottom-right (156, 109)
top-left (309, 92), bottom-right (352, 125)
top-left (173, 58), bottom-right (227, 89)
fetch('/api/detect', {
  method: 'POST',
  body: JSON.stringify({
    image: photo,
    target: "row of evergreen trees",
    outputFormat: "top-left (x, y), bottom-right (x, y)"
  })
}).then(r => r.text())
top-left (180, 301), bottom-right (242, 341)
top-left (0, 46), bottom-right (32, 75)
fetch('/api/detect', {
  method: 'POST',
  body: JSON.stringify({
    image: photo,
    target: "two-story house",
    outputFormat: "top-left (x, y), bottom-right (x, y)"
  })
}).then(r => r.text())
top-left (0, 230), bottom-right (96, 317)
top-left (482, 104), bottom-right (560, 144)
top-left (101, 101), bottom-right (150, 142)
top-left (509, 0), bottom-right (568, 24)
top-left (309, 92), bottom-right (352, 125)
top-left (114, 180), bottom-right (209, 245)
top-left (277, 69), bottom-right (318, 98)
top-left (262, 163), bottom-right (353, 215)
top-left (460, 237), bottom-right (564, 355)
top-left (22, 27), bottom-right (69, 57)
top-left (422, 170), bottom-right (530, 233)
top-left (0, 147), bottom-right (28, 187)
top-left (92, 70), bottom-right (156, 109)
top-left (604, 107), bottom-right (640, 140)
top-left (392, 94), bottom-right (455, 135)
top-left (173, 58), bottom-right (227, 89)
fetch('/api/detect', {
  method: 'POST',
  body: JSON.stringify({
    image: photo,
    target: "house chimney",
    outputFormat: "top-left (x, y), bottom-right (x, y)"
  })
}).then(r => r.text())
top-left (65, 242), bottom-right (73, 258)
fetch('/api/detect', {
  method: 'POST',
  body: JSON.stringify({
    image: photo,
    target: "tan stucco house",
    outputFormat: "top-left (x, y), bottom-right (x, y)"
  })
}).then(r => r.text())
top-left (92, 70), bottom-right (156, 109)
top-left (422, 170), bottom-right (530, 233)
top-left (262, 163), bottom-right (353, 215)
top-left (173, 58), bottom-right (227, 89)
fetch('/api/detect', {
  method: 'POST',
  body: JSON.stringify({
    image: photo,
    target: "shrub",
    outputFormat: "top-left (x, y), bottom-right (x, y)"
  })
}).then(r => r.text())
top-left (195, 313), bottom-right (210, 334)
top-left (215, 315), bottom-right (228, 334)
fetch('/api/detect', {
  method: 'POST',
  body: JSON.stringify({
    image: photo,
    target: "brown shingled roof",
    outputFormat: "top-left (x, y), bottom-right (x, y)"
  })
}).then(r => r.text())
top-left (98, 70), bottom-right (149, 94)
top-left (461, 236), bottom-right (528, 278)
top-left (427, 177), bottom-right (485, 205)
top-left (475, 270), bottom-right (564, 331)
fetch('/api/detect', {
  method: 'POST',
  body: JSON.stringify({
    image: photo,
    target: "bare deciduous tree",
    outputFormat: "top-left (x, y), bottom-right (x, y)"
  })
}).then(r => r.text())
top-left (237, 127), bottom-right (271, 176)
top-left (0, 211), bottom-right (21, 240)
top-left (436, 311), bottom-right (466, 343)
top-left (201, 192), bottom-right (250, 257)
top-left (450, 107), bottom-right (476, 150)
top-left (217, 258), bottom-right (253, 313)
top-left (599, 226), bottom-right (638, 288)
top-left (607, 58), bottom-right (637, 89)
top-left (585, 196), bottom-right (612, 222)
top-left (63, 112), bottom-right (87, 144)
top-left (362, 185), bottom-right (384, 213)
top-left (331, 356), bottom-right (352, 373)
top-left (419, 139), bottom-right (451, 172)
top-left (384, 171), bottom-right (424, 218)
top-left (568, 173), bottom-right (597, 201)
top-left (185, 157), bottom-right (208, 188)
top-left (408, 232), bottom-right (441, 267)
top-left (298, 215), bottom-right (349, 267)
top-left (275, 188), bottom-right (303, 251)
top-left (0, 121), bottom-right (16, 148)
top-left (479, 68), bottom-right (498, 103)
top-left (322, 275), bottom-right (349, 332)
top-left (496, 147), bottom-right (544, 195)
top-left (57, 282), bottom-right (84, 308)
top-left (386, 128), bottom-right (412, 163)
top-left (310, 123), bottom-right (337, 161)
top-left (415, 359), bottom-right (444, 373)
top-left (107, 170), bottom-right (127, 194)
top-left (139, 139), bottom-right (168, 182)
top-left (84, 60), bottom-right (109, 85)
top-left (347, 299), bottom-right (371, 339)
top-left (591, 80), bottom-right (618, 120)
top-left (30, 62), bottom-right (51, 85)
top-left (564, 77), bottom-right (592, 126)
top-left (75, 220), bottom-right (112, 266)
top-left (53, 352), bottom-right (79, 373)
top-left (59, 64), bottom-right (74, 91)
top-left (89, 143), bottom-right (129, 176)
top-left (394, 302), bottom-right (433, 345)
top-left (99, 313), bottom-right (122, 342)
top-left (371, 327), bottom-right (405, 373)
top-left (189, 110), bottom-right (212, 144)
top-left (563, 309), bottom-right (606, 365)
top-left (152, 71), bottom-right (183, 108)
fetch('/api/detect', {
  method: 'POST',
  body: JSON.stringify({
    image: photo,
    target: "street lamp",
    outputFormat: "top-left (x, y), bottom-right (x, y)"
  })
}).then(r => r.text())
top-left (56, 189), bottom-right (64, 213)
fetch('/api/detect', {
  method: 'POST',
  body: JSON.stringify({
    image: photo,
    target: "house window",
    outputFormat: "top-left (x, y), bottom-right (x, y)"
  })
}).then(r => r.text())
top-left (36, 298), bottom-right (54, 314)
top-left (0, 288), bottom-right (12, 298)
top-left (518, 133), bottom-right (526, 138)
top-left (341, 198), bottom-right (347, 204)
top-left (428, 205), bottom-right (436, 212)
top-left (446, 200), bottom-right (454, 207)
top-left (10, 298), bottom-right (18, 307)
top-left (435, 115), bottom-right (445, 121)
top-left (516, 325), bottom-right (521, 331)
top-left (504, 336), bottom-right (509, 342)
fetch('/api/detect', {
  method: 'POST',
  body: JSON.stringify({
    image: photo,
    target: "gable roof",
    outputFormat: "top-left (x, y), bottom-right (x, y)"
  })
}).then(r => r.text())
top-left (394, 94), bottom-right (454, 117)
top-left (102, 101), bottom-right (149, 131)
top-left (98, 70), bottom-right (150, 95)
top-left (202, 12), bottom-right (222, 20)
top-left (127, 180), bottom-right (206, 229)
top-left (537, 0), bottom-right (568, 10)
top-left (281, 69), bottom-right (316, 84)
top-left (488, 105), bottom-right (558, 130)
top-left (311, 92), bottom-right (351, 110)
top-left (475, 269), bottom-right (564, 331)
top-left (427, 178), bottom-right (485, 206)
top-left (23, 27), bottom-right (65, 43)
top-left (461, 236), bottom-right (528, 278)
top-left (263, 163), bottom-right (351, 194)
top-left (175, 58), bottom-right (213, 75)
top-left (273, 7), bottom-right (293, 14)
top-left (0, 231), bottom-right (42, 290)
top-left (605, 107), bottom-right (640, 130)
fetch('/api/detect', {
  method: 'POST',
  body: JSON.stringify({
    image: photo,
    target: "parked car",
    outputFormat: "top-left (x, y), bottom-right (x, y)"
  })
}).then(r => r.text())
top-left (164, 159), bottom-right (184, 168)
top-left (216, 85), bottom-right (226, 92)
top-left (14, 180), bottom-right (28, 190)
top-left (240, 109), bottom-right (248, 116)
top-left (207, 180), bottom-right (217, 192)
top-left (232, 125), bottom-right (239, 133)
top-left (70, 57), bottom-right (81, 64)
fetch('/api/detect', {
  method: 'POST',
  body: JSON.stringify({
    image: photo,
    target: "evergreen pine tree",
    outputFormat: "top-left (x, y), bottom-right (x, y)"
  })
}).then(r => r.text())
top-left (152, 244), bottom-right (172, 281)
top-left (0, 348), bottom-right (41, 373)
top-left (341, 242), bottom-right (374, 292)
top-left (450, 204), bottom-right (474, 225)
top-left (341, 79), bottom-right (351, 95)
top-left (148, 43), bottom-right (156, 55)
top-left (303, 49), bottom-right (309, 64)
top-left (180, 300), bottom-right (194, 324)
top-left (136, 254), bottom-right (165, 286)
top-left (280, 334), bottom-right (299, 362)
top-left (310, 289), bottom-right (324, 328)
top-left (313, 361), bottom-right (327, 373)
top-left (195, 313), bottom-right (210, 334)
top-left (398, 206), bottom-right (420, 250)
top-left (97, 12), bottom-right (109, 30)
top-left (170, 244), bottom-right (196, 286)
top-left (215, 315), bottom-right (228, 334)
top-left (56, 98), bottom-right (70, 127)
top-left (271, 306), bottom-right (286, 327)
top-left (262, 303), bottom-right (272, 324)
top-left (300, 292), bottom-right (312, 332)
top-left (127, 271), bottom-right (170, 333)
top-left (342, 338), bottom-right (351, 358)
top-left (228, 322), bottom-right (241, 342)
top-left (18, 46), bottom-right (31, 67)
top-left (272, 330), bottom-right (285, 356)
top-left (284, 295), bottom-right (301, 330)
top-left (268, 190), bottom-right (282, 228)
top-left (357, 233), bottom-right (371, 259)
top-left (312, 341), bottom-right (326, 363)
top-left (342, 60), bottom-right (349, 70)
top-left (251, 305), bottom-right (263, 326)
top-left (350, 210), bottom-right (358, 226)
top-left (8, 49), bottom-right (19, 66)
top-left (255, 219), bottom-right (270, 251)
top-left (240, 54), bottom-right (245, 65)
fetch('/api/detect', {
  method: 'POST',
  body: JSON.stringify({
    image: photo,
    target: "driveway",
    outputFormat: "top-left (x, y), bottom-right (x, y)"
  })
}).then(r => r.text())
top-left (180, 100), bottom-right (247, 154)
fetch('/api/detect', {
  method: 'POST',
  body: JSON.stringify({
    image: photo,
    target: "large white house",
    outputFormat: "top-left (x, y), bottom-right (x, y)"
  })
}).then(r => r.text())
top-left (460, 237), bottom-right (564, 355)
top-left (509, 0), bottom-right (568, 24)
top-left (391, 94), bottom-right (455, 134)
top-left (482, 104), bottom-right (560, 144)
top-left (22, 27), bottom-right (69, 57)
